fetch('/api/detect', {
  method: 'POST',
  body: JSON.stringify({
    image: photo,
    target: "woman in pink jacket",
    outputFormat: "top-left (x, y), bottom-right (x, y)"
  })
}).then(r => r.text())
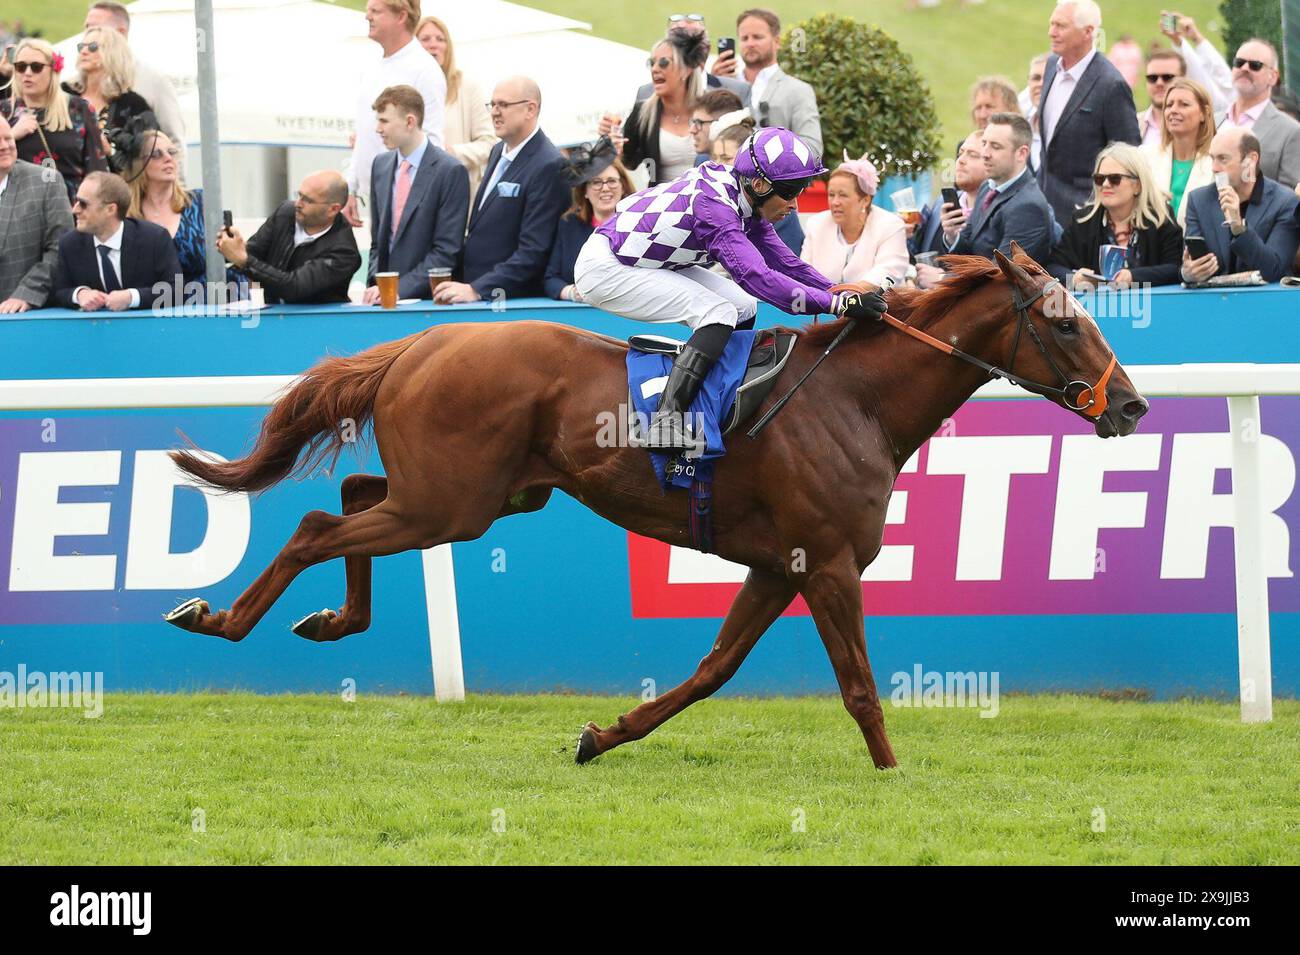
top-left (799, 155), bottom-right (910, 290)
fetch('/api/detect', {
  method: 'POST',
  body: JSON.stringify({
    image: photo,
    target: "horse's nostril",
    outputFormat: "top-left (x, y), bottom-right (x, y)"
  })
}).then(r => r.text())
top-left (1122, 398), bottom-right (1149, 419)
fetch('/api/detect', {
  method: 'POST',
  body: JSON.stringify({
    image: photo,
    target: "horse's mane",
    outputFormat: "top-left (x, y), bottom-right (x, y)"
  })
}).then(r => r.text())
top-left (787, 254), bottom-right (1039, 349)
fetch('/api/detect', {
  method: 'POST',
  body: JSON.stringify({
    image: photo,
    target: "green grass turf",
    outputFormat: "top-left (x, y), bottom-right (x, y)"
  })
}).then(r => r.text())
top-left (3, 692), bottom-right (1297, 864)
top-left (19, 0), bottom-right (1226, 155)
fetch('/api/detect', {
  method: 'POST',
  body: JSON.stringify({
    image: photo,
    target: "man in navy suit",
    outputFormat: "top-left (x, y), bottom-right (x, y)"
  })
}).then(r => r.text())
top-left (1037, 1), bottom-right (1140, 225)
top-left (913, 131), bottom-right (984, 260)
top-left (364, 84), bottom-right (469, 303)
top-left (433, 76), bottom-right (569, 303)
top-left (53, 171), bottom-right (181, 311)
top-left (941, 114), bottom-right (1055, 263)
top-left (1182, 128), bottom-right (1299, 284)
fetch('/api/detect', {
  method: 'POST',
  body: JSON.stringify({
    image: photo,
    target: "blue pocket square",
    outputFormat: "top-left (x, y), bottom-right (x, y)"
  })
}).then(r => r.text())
top-left (497, 181), bottom-right (521, 198)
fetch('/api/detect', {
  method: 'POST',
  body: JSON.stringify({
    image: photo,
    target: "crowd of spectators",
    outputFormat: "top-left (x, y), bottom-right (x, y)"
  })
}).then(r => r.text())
top-left (2, 0), bottom-right (1300, 318)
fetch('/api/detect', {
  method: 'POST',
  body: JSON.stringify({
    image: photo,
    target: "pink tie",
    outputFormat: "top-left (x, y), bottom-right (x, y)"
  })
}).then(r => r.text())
top-left (392, 160), bottom-right (412, 236)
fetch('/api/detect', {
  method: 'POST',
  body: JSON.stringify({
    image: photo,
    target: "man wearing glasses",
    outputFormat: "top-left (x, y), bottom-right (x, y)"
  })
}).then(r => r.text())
top-left (433, 76), bottom-right (568, 304)
top-left (216, 171), bottom-right (361, 305)
top-left (52, 170), bottom-right (180, 311)
top-left (1216, 38), bottom-right (1300, 190)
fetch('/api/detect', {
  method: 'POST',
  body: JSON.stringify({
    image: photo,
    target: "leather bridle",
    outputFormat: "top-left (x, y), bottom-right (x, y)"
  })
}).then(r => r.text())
top-left (879, 278), bottom-right (1118, 418)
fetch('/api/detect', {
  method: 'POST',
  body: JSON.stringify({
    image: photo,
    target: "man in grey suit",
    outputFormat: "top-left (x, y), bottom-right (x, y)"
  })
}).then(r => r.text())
top-left (1216, 38), bottom-right (1300, 190)
top-left (942, 113), bottom-right (1055, 263)
top-left (1181, 128), bottom-right (1299, 284)
top-left (1037, 1), bottom-right (1140, 226)
top-left (0, 115), bottom-right (74, 313)
top-left (363, 85), bottom-right (470, 303)
top-left (711, 8), bottom-right (822, 157)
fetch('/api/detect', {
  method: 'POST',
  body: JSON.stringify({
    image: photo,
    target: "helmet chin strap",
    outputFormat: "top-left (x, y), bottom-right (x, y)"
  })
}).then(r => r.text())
top-left (742, 176), bottom-right (779, 213)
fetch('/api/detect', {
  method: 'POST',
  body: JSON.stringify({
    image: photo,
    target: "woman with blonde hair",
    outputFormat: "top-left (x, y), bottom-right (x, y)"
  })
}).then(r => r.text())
top-left (1048, 142), bottom-right (1183, 290)
top-left (72, 25), bottom-right (154, 155)
top-left (598, 28), bottom-right (706, 185)
top-left (0, 37), bottom-right (104, 201)
top-left (126, 129), bottom-right (210, 290)
top-left (1140, 77), bottom-right (1215, 226)
top-left (799, 154), bottom-right (909, 289)
top-left (415, 15), bottom-right (494, 195)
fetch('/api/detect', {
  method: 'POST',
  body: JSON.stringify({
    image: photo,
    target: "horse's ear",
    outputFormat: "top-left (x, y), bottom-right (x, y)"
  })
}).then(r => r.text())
top-left (1009, 239), bottom-right (1026, 259)
top-left (994, 247), bottom-right (1037, 292)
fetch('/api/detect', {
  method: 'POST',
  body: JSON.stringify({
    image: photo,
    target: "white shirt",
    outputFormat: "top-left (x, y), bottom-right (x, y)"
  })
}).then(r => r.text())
top-left (75, 222), bottom-right (141, 308)
top-left (1042, 48), bottom-right (1097, 144)
top-left (479, 126), bottom-right (540, 208)
top-left (0, 174), bottom-right (8, 206)
top-left (348, 37), bottom-right (447, 201)
top-left (748, 63), bottom-right (780, 110)
top-left (293, 220), bottom-right (330, 248)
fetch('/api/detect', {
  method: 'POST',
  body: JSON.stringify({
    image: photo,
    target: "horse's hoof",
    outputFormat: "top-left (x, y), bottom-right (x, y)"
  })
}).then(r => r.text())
top-left (291, 608), bottom-right (336, 640)
top-left (163, 597), bottom-right (209, 630)
top-left (575, 722), bottom-right (603, 765)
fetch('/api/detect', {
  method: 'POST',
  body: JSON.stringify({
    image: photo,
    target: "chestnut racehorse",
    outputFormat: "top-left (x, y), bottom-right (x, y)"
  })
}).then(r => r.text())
top-left (167, 246), bottom-right (1147, 768)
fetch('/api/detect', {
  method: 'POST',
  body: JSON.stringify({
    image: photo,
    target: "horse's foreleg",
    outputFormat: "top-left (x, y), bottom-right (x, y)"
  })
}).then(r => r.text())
top-left (291, 473), bottom-right (389, 642)
top-left (576, 568), bottom-right (795, 764)
top-left (802, 560), bottom-right (897, 769)
top-left (165, 499), bottom-right (439, 642)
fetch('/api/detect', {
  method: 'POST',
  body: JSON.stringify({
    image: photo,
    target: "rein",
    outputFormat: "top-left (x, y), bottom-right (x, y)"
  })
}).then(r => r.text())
top-left (881, 279), bottom-right (1118, 418)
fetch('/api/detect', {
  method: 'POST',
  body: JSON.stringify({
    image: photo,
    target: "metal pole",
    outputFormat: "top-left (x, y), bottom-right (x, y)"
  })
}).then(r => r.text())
top-left (195, 0), bottom-right (225, 297)
top-left (1285, 0), bottom-right (1300, 98)
top-left (1227, 395), bottom-right (1273, 723)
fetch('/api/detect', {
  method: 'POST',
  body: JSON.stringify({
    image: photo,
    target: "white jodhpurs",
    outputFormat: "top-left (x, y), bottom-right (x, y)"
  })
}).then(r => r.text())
top-left (573, 232), bottom-right (758, 330)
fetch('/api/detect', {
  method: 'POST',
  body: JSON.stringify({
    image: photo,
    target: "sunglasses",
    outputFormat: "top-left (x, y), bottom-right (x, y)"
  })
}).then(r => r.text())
top-left (149, 147), bottom-right (181, 161)
top-left (13, 61), bottom-right (48, 75)
top-left (71, 196), bottom-right (96, 209)
top-left (668, 13), bottom-right (704, 23)
top-left (1092, 173), bottom-right (1138, 187)
top-left (76, 42), bottom-right (100, 53)
top-left (1145, 73), bottom-right (1177, 83)
top-left (646, 56), bottom-right (672, 69)
top-left (1233, 57), bottom-right (1268, 72)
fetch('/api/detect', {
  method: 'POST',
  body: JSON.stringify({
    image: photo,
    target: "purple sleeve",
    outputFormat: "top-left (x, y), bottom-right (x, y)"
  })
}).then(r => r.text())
top-left (747, 217), bottom-right (837, 289)
top-left (692, 195), bottom-right (836, 315)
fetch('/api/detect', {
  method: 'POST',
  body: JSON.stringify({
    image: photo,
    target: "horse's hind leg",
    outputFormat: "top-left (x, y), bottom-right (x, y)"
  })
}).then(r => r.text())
top-left (291, 473), bottom-right (389, 642)
top-left (165, 496), bottom-right (446, 643)
top-left (576, 568), bottom-right (795, 764)
top-left (802, 559), bottom-right (897, 769)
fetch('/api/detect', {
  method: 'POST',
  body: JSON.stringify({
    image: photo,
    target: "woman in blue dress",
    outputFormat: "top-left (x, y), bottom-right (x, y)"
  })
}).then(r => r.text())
top-left (127, 129), bottom-right (245, 298)
top-left (545, 138), bottom-right (633, 301)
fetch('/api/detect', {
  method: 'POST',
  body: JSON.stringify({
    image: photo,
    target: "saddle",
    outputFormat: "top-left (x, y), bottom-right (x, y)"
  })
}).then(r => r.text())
top-left (627, 330), bottom-right (797, 435)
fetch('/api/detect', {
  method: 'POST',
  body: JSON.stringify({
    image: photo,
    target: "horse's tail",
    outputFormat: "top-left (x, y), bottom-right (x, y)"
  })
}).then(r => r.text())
top-left (171, 330), bottom-right (426, 493)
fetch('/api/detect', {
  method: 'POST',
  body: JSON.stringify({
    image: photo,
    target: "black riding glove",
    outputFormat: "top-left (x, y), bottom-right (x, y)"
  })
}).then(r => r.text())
top-left (835, 291), bottom-right (888, 322)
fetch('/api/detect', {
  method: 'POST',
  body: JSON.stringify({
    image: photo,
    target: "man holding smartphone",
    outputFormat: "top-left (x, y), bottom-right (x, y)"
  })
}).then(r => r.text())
top-left (1181, 127), bottom-right (1299, 283)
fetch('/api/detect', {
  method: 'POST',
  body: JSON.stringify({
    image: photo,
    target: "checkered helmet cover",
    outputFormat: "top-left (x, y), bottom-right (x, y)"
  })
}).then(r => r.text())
top-left (732, 127), bottom-right (827, 182)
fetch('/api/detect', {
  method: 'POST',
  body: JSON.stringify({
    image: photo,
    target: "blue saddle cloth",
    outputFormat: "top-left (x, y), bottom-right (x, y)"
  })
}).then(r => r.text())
top-left (625, 329), bottom-right (755, 490)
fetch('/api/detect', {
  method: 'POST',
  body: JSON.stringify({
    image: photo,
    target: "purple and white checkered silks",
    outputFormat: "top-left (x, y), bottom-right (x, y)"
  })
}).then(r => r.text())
top-left (733, 127), bottom-right (827, 182)
top-left (595, 163), bottom-right (745, 270)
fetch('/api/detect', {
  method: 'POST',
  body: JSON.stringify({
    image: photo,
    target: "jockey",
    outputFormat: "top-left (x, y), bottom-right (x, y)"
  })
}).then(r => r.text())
top-left (573, 126), bottom-right (887, 452)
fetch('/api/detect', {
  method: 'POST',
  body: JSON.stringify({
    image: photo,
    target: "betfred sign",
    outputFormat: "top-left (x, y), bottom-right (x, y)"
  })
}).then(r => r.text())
top-left (629, 398), bottom-right (1298, 617)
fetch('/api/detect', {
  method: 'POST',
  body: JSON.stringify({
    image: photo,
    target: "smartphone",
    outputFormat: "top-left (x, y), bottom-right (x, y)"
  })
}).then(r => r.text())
top-left (222, 209), bottom-right (233, 234)
top-left (1184, 236), bottom-right (1208, 259)
top-left (717, 37), bottom-right (735, 56)
top-left (1161, 13), bottom-right (1180, 33)
top-left (941, 187), bottom-right (960, 209)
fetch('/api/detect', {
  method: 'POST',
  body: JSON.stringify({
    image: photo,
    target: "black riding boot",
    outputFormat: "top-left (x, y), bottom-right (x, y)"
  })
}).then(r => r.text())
top-left (644, 323), bottom-right (733, 456)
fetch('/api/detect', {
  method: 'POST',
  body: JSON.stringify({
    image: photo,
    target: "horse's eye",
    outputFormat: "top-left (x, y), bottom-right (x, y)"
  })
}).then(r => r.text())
top-left (1058, 319), bottom-right (1076, 334)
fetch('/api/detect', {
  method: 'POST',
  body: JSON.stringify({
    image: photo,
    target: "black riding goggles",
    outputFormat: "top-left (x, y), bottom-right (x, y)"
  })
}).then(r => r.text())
top-left (765, 176), bottom-right (812, 200)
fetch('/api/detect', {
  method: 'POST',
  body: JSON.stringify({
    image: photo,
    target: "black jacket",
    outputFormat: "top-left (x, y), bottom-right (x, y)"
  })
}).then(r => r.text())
top-left (53, 216), bottom-right (182, 309)
top-left (1047, 205), bottom-right (1183, 286)
top-left (242, 202), bottom-right (361, 304)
